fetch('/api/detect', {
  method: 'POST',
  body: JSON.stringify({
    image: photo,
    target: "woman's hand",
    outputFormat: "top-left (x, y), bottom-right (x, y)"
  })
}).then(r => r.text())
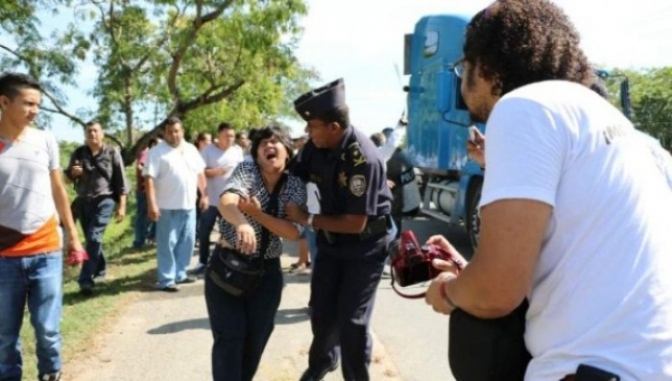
top-left (238, 196), bottom-right (262, 218)
top-left (236, 223), bottom-right (257, 254)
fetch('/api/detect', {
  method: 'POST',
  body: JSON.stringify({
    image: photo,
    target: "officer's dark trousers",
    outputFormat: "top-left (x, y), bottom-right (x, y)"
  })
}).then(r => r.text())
top-left (78, 196), bottom-right (115, 288)
top-left (204, 258), bottom-right (282, 381)
top-left (308, 239), bottom-right (386, 381)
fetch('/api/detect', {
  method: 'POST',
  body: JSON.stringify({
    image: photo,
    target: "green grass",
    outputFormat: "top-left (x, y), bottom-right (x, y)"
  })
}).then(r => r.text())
top-left (18, 207), bottom-right (159, 380)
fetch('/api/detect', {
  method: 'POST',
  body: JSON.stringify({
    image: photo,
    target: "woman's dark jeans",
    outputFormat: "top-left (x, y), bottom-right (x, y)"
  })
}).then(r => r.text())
top-left (204, 258), bottom-right (283, 381)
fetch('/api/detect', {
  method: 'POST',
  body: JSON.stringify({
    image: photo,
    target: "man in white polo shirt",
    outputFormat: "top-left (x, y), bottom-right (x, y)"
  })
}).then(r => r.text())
top-left (144, 117), bottom-right (207, 292)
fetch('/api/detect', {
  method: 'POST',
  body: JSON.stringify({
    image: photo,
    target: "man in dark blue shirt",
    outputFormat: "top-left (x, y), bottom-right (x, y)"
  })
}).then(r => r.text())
top-left (286, 78), bottom-right (393, 381)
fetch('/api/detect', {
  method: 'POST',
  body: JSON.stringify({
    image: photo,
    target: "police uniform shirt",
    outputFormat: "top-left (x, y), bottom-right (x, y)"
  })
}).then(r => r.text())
top-left (290, 126), bottom-right (392, 219)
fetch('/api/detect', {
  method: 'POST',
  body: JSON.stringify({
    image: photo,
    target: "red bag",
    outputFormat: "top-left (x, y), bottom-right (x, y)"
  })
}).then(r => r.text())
top-left (388, 230), bottom-right (463, 299)
top-left (67, 249), bottom-right (89, 266)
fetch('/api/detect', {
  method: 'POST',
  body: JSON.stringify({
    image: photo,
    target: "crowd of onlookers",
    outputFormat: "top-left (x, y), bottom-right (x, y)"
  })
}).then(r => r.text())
top-left (0, 67), bottom-right (420, 379)
top-left (5, 0), bottom-right (672, 377)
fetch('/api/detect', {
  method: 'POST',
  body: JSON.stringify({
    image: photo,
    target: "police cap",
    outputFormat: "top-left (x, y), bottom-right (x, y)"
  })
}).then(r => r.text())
top-left (293, 78), bottom-right (346, 121)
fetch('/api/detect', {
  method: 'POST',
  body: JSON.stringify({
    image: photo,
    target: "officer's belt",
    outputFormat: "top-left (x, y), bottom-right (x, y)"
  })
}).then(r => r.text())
top-left (320, 215), bottom-right (390, 245)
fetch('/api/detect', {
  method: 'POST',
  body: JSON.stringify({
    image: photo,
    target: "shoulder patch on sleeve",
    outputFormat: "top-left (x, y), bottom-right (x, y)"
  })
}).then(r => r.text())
top-left (349, 174), bottom-right (366, 196)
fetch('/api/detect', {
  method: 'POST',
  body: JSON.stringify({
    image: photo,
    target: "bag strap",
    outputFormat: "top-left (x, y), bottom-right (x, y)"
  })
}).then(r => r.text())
top-left (90, 146), bottom-right (114, 183)
top-left (257, 172), bottom-right (288, 261)
top-left (389, 256), bottom-right (429, 299)
top-left (389, 247), bottom-right (465, 300)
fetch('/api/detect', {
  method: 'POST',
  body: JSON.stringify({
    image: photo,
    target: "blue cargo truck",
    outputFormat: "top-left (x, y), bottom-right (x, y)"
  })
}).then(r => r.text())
top-left (403, 14), bottom-right (631, 249)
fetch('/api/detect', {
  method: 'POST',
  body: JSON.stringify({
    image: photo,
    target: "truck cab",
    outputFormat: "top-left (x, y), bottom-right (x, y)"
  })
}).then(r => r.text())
top-left (404, 14), bottom-right (484, 248)
top-left (403, 14), bottom-right (633, 250)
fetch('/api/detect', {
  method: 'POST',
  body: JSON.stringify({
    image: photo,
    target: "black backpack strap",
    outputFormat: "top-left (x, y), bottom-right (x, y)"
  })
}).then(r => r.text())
top-left (90, 146), bottom-right (115, 183)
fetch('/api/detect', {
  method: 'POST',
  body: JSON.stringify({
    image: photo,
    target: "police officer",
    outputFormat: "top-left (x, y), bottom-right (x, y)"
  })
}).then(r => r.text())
top-left (286, 78), bottom-right (393, 381)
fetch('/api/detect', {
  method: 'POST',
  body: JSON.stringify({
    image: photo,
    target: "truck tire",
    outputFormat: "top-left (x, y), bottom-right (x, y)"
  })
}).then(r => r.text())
top-left (466, 177), bottom-right (483, 251)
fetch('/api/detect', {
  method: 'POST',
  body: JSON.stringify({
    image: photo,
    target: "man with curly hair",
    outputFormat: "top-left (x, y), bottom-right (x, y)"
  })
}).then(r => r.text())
top-left (423, 1), bottom-right (672, 380)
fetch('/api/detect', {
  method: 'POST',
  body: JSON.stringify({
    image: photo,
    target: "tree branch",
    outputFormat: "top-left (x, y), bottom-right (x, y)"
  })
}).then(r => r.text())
top-left (167, 0), bottom-right (235, 103)
top-left (0, 43), bottom-right (28, 62)
top-left (104, 133), bottom-right (125, 150)
top-left (178, 80), bottom-right (245, 112)
top-left (130, 7), bottom-right (181, 73)
top-left (41, 90), bottom-right (87, 128)
top-left (201, 0), bottom-right (235, 23)
top-left (0, 43), bottom-right (42, 80)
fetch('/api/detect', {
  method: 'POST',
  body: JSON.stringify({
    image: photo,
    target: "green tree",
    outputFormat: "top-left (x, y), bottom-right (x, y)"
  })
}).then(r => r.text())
top-left (606, 67), bottom-right (672, 151)
top-left (0, 0), bottom-right (90, 129)
top-left (1, 0), bottom-right (317, 163)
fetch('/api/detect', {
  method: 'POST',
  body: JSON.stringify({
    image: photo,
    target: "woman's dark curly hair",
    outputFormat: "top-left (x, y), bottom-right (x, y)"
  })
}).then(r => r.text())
top-left (250, 125), bottom-right (295, 163)
top-left (464, 0), bottom-right (595, 95)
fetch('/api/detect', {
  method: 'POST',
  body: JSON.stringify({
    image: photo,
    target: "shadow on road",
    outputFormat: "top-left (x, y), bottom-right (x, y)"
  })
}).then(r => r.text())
top-left (147, 317), bottom-right (210, 334)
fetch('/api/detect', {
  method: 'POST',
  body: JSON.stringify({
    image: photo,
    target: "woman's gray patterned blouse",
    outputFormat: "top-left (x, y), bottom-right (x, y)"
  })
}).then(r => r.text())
top-left (219, 161), bottom-right (307, 259)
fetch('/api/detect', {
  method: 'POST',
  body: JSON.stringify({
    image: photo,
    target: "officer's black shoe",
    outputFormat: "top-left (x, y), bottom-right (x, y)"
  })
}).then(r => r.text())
top-left (298, 362), bottom-right (338, 381)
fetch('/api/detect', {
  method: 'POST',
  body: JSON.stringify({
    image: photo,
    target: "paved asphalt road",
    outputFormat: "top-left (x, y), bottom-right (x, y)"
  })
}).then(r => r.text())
top-left (370, 217), bottom-right (473, 381)
top-left (67, 216), bottom-right (473, 381)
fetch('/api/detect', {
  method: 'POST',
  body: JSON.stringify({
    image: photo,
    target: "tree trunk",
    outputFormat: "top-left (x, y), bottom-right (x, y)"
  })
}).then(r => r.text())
top-left (124, 78), bottom-right (134, 146)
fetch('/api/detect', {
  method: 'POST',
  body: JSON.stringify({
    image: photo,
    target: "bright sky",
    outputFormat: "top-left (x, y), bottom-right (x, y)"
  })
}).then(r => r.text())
top-left (48, 0), bottom-right (672, 143)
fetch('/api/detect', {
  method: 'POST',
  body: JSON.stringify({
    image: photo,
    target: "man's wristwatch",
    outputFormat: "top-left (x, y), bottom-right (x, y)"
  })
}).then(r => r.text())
top-left (306, 213), bottom-right (315, 231)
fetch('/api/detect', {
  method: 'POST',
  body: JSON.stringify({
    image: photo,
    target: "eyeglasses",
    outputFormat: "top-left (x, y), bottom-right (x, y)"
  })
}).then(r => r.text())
top-left (450, 60), bottom-right (465, 78)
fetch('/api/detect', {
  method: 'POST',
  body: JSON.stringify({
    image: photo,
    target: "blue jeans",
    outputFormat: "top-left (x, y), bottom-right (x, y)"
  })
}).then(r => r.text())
top-left (387, 219), bottom-right (398, 245)
top-left (156, 209), bottom-right (196, 288)
top-left (198, 206), bottom-right (220, 265)
top-left (303, 228), bottom-right (318, 264)
top-left (205, 258), bottom-right (283, 381)
top-left (133, 191), bottom-right (155, 248)
top-left (0, 251), bottom-right (63, 381)
top-left (78, 196), bottom-right (115, 288)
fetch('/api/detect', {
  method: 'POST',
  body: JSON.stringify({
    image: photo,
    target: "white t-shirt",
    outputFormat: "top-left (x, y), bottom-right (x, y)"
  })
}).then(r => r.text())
top-left (305, 182), bottom-right (321, 214)
top-left (378, 127), bottom-right (405, 162)
top-left (201, 143), bottom-right (243, 203)
top-left (144, 141), bottom-right (206, 210)
top-left (0, 128), bottom-right (62, 255)
top-left (481, 81), bottom-right (672, 381)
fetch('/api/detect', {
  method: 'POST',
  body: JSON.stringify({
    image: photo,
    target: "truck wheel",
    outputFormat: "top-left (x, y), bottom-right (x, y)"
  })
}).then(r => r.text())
top-left (466, 178), bottom-right (483, 251)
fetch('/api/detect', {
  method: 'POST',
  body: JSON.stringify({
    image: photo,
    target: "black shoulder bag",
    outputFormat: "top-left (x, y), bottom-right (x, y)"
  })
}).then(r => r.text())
top-left (207, 173), bottom-right (287, 297)
top-left (449, 300), bottom-right (531, 381)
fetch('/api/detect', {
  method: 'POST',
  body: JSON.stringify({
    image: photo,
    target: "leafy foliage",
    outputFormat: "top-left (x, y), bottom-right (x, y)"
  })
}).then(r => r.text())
top-left (605, 68), bottom-right (672, 151)
top-left (0, 0), bottom-right (316, 164)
